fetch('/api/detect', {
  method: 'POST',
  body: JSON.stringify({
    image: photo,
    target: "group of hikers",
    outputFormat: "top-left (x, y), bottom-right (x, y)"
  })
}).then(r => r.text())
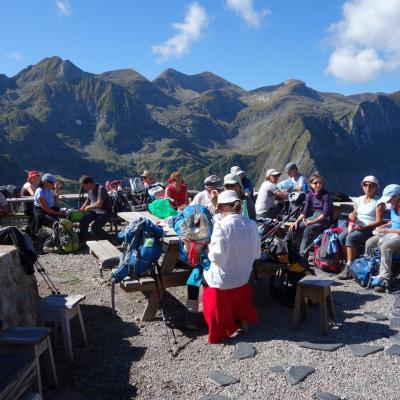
top-left (1, 163), bottom-right (400, 344)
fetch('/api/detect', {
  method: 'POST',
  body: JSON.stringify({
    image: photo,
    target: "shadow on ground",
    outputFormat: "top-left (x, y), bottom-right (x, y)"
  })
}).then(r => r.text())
top-left (47, 304), bottom-right (145, 400)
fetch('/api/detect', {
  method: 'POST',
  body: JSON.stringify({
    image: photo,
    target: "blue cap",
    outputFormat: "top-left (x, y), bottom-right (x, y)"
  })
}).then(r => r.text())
top-left (41, 173), bottom-right (57, 184)
top-left (378, 184), bottom-right (400, 204)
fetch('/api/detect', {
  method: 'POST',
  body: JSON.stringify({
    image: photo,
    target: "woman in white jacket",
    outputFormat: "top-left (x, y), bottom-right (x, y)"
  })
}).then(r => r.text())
top-left (203, 190), bottom-right (261, 343)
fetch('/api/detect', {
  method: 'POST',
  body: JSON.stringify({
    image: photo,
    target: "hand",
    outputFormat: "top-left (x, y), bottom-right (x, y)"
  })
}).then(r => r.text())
top-left (79, 206), bottom-right (86, 212)
top-left (303, 219), bottom-right (313, 227)
top-left (210, 189), bottom-right (219, 201)
top-left (354, 224), bottom-right (363, 231)
top-left (55, 180), bottom-right (61, 191)
top-left (349, 212), bottom-right (357, 220)
top-left (290, 221), bottom-right (298, 231)
top-left (377, 227), bottom-right (389, 234)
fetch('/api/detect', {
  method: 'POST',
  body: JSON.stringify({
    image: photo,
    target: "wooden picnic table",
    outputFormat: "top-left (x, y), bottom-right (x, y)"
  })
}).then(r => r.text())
top-left (117, 211), bottom-right (184, 321)
top-left (6, 193), bottom-right (81, 204)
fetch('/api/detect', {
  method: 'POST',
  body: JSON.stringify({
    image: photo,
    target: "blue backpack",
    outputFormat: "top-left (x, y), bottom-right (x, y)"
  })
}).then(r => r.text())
top-left (350, 250), bottom-right (380, 287)
top-left (111, 217), bottom-right (164, 283)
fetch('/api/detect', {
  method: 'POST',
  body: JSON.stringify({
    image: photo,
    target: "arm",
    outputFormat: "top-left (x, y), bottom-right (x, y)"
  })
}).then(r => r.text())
top-left (85, 187), bottom-right (106, 211)
top-left (305, 193), bottom-right (332, 226)
top-left (38, 197), bottom-right (63, 216)
top-left (275, 189), bottom-right (288, 201)
top-left (164, 187), bottom-right (176, 205)
top-left (26, 184), bottom-right (36, 196)
top-left (79, 199), bottom-right (89, 212)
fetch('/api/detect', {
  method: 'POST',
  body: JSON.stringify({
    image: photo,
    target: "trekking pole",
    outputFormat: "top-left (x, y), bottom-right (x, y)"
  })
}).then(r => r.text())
top-left (152, 262), bottom-right (178, 357)
top-left (35, 260), bottom-right (60, 294)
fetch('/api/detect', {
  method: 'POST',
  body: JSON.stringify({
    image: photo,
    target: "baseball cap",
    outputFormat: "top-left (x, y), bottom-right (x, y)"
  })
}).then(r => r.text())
top-left (41, 173), bottom-right (57, 184)
top-left (204, 175), bottom-right (223, 189)
top-left (361, 175), bottom-right (378, 185)
top-left (217, 190), bottom-right (240, 205)
top-left (285, 162), bottom-right (297, 172)
top-left (266, 169), bottom-right (281, 177)
top-left (230, 166), bottom-right (244, 175)
top-left (223, 173), bottom-right (243, 188)
top-left (378, 184), bottom-right (400, 204)
top-left (28, 170), bottom-right (40, 180)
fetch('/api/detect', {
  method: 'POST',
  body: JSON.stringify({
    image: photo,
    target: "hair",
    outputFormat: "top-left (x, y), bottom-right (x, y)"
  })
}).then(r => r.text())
top-left (219, 200), bottom-right (242, 214)
top-left (170, 171), bottom-right (182, 182)
top-left (308, 174), bottom-right (324, 191)
top-left (79, 175), bottom-right (94, 185)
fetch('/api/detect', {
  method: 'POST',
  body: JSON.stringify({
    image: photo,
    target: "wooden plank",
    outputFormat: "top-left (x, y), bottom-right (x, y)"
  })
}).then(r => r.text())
top-left (121, 270), bottom-right (190, 292)
top-left (97, 240), bottom-right (122, 258)
top-left (87, 241), bottom-right (108, 261)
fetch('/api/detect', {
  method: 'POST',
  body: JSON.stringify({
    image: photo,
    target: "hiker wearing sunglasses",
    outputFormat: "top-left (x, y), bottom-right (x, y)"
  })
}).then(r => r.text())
top-left (337, 176), bottom-right (385, 280)
top-left (290, 174), bottom-right (333, 257)
top-left (165, 171), bottom-right (189, 210)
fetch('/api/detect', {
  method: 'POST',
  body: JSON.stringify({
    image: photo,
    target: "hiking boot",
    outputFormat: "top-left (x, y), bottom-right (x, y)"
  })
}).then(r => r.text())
top-left (184, 311), bottom-right (199, 331)
top-left (43, 246), bottom-right (59, 254)
top-left (374, 278), bottom-right (390, 293)
top-left (337, 264), bottom-right (351, 280)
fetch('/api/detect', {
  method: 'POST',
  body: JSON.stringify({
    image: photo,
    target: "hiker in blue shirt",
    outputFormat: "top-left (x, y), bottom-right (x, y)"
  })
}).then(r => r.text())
top-left (230, 166), bottom-right (254, 200)
top-left (285, 162), bottom-right (308, 192)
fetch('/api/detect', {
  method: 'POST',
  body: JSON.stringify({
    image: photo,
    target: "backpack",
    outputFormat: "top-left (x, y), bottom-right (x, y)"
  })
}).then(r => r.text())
top-left (110, 190), bottom-right (131, 214)
top-left (350, 248), bottom-right (381, 287)
top-left (173, 205), bottom-right (213, 268)
top-left (53, 219), bottom-right (80, 254)
top-left (0, 184), bottom-right (21, 198)
top-left (111, 217), bottom-right (164, 283)
top-left (147, 183), bottom-right (165, 200)
top-left (129, 177), bottom-right (145, 193)
top-left (313, 228), bottom-right (342, 273)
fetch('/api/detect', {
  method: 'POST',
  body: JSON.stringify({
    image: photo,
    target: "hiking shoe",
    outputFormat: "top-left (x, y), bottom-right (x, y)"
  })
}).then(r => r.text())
top-left (374, 279), bottom-right (390, 293)
top-left (43, 246), bottom-right (59, 254)
top-left (183, 312), bottom-right (199, 331)
top-left (337, 265), bottom-right (351, 280)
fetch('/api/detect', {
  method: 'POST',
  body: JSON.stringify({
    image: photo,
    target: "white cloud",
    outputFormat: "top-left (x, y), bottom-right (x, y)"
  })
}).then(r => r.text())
top-left (5, 52), bottom-right (22, 61)
top-left (226, 0), bottom-right (270, 28)
top-left (325, 0), bottom-right (400, 83)
top-left (152, 2), bottom-right (209, 62)
top-left (55, 0), bottom-right (72, 17)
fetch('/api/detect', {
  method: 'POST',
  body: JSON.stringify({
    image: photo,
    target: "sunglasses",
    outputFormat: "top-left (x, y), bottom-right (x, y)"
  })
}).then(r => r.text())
top-left (362, 182), bottom-right (375, 187)
top-left (312, 181), bottom-right (322, 185)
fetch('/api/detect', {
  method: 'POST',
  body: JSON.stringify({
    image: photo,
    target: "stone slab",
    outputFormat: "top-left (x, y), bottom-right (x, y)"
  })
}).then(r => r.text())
top-left (200, 395), bottom-right (231, 400)
top-left (386, 344), bottom-right (400, 356)
top-left (347, 344), bottom-right (384, 357)
top-left (269, 365), bottom-right (285, 373)
top-left (389, 317), bottom-right (400, 330)
top-left (208, 370), bottom-right (239, 387)
top-left (391, 310), bottom-right (400, 318)
top-left (364, 312), bottom-right (388, 321)
top-left (315, 389), bottom-right (341, 400)
top-left (232, 342), bottom-right (256, 360)
top-left (394, 296), bottom-right (400, 308)
top-left (285, 366), bottom-right (315, 386)
top-left (297, 341), bottom-right (343, 352)
top-left (390, 331), bottom-right (400, 343)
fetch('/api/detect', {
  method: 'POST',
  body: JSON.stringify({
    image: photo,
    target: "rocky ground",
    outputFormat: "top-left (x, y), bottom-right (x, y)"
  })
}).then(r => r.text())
top-left (37, 250), bottom-right (400, 400)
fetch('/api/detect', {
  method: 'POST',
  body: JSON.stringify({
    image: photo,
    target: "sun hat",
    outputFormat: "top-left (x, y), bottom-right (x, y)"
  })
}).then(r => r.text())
top-left (285, 162), bottom-right (297, 172)
top-left (41, 173), bottom-right (57, 184)
top-left (142, 170), bottom-right (153, 178)
top-left (204, 175), bottom-right (223, 189)
top-left (223, 173), bottom-right (243, 188)
top-left (27, 170), bottom-right (40, 180)
top-left (266, 169), bottom-right (281, 177)
top-left (230, 166), bottom-right (244, 175)
top-left (217, 190), bottom-right (239, 205)
top-left (361, 175), bottom-right (378, 185)
top-left (378, 184), bottom-right (400, 204)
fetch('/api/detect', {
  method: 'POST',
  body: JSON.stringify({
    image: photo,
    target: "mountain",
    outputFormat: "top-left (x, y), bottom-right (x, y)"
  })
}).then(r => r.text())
top-left (1, 56), bottom-right (399, 194)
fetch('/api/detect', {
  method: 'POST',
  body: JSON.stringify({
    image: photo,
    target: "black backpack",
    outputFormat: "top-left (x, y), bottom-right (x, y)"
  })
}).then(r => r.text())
top-left (111, 190), bottom-right (131, 214)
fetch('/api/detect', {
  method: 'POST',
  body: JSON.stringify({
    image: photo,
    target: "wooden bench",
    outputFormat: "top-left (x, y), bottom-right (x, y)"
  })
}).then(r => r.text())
top-left (87, 239), bottom-right (190, 322)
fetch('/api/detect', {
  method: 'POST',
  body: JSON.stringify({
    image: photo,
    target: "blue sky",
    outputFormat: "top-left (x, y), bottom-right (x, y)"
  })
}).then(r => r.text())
top-left (1, 0), bottom-right (400, 95)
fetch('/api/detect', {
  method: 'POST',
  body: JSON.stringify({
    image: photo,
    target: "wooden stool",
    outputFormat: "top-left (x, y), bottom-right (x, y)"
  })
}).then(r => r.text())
top-left (292, 276), bottom-right (336, 335)
top-left (39, 294), bottom-right (88, 362)
top-left (0, 327), bottom-right (58, 397)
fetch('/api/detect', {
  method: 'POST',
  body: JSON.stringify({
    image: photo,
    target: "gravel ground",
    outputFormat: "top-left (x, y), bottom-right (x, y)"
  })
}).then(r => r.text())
top-left (37, 250), bottom-right (400, 400)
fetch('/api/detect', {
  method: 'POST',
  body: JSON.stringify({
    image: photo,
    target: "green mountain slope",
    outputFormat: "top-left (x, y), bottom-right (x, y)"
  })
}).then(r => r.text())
top-left (0, 56), bottom-right (399, 193)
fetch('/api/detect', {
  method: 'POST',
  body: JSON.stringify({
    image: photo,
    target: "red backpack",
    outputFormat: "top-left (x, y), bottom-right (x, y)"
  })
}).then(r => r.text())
top-left (313, 228), bottom-right (342, 273)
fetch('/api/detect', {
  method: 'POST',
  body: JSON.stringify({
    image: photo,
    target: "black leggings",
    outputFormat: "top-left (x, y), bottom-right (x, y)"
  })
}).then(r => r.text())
top-left (187, 285), bottom-right (200, 301)
top-left (33, 206), bottom-right (60, 234)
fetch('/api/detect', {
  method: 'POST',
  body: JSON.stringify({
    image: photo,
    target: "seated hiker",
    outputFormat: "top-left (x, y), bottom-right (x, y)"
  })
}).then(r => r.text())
top-left (203, 190), bottom-right (261, 344)
top-left (223, 173), bottom-right (256, 220)
top-left (33, 173), bottom-right (65, 232)
top-left (255, 168), bottom-right (288, 218)
top-left (230, 165), bottom-right (254, 199)
top-left (337, 176), bottom-right (385, 280)
top-left (165, 171), bottom-right (189, 210)
top-left (142, 170), bottom-right (155, 188)
top-left (0, 191), bottom-right (9, 217)
top-left (78, 175), bottom-right (112, 244)
top-left (190, 175), bottom-right (223, 215)
top-left (364, 184), bottom-right (400, 292)
top-left (289, 174), bottom-right (333, 257)
top-left (21, 171), bottom-right (41, 227)
top-left (285, 162), bottom-right (308, 192)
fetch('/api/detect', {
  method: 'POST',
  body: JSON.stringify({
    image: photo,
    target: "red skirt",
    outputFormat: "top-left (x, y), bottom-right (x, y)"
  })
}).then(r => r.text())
top-left (202, 283), bottom-right (258, 344)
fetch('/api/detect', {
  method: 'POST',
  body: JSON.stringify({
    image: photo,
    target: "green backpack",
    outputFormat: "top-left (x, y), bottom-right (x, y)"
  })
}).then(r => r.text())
top-left (57, 218), bottom-right (80, 253)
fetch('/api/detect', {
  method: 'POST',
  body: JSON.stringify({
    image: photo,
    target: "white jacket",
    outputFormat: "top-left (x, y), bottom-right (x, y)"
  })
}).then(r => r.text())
top-left (204, 213), bottom-right (261, 290)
